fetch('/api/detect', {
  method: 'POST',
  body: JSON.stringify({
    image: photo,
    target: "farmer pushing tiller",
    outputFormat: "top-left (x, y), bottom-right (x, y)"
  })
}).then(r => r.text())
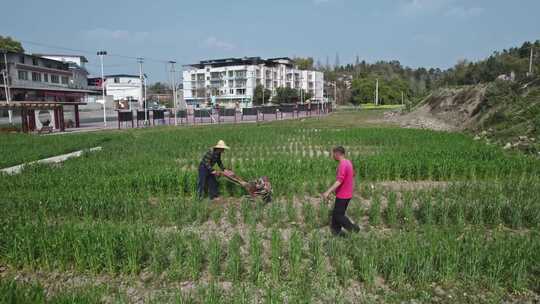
top-left (219, 171), bottom-right (272, 203)
top-left (197, 140), bottom-right (272, 203)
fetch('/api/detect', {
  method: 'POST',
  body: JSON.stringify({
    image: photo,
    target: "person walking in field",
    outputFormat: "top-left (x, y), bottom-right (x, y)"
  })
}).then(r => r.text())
top-left (198, 140), bottom-right (230, 200)
top-left (322, 146), bottom-right (361, 236)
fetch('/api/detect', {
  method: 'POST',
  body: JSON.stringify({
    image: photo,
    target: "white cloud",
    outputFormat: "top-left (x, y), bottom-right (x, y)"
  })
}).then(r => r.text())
top-left (84, 28), bottom-right (149, 43)
top-left (398, 0), bottom-right (450, 16)
top-left (398, 0), bottom-right (484, 18)
top-left (445, 6), bottom-right (484, 17)
top-left (203, 36), bottom-right (236, 51)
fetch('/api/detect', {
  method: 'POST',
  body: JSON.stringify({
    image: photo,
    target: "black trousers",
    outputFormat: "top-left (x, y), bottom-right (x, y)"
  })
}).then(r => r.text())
top-left (197, 165), bottom-right (219, 199)
top-left (331, 198), bottom-right (360, 235)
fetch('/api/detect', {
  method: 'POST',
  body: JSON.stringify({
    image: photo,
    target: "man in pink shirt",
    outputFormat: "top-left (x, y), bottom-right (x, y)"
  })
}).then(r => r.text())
top-left (322, 146), bottom-right (360, 236)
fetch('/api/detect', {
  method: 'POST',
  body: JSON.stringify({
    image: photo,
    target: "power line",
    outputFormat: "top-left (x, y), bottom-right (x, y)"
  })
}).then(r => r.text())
top-left (19, 39), bottom-right (182, 64)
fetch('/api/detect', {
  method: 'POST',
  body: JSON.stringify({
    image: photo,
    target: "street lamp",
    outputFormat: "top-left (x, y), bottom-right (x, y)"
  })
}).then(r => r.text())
top-left (97, 50), bottom-right (107, 127)
top-left (1, 49), bottom-right (12, 124)
top-left (169, 60), bottom-right (177, 125)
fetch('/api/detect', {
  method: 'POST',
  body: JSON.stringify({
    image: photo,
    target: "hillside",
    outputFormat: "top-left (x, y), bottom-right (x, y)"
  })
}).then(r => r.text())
top-left (390, 78), bottom-right (540, 154)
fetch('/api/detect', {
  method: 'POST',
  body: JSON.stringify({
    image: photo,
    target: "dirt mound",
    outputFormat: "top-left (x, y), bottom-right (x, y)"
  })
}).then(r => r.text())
top-left (391, 85), bottom-right (488, 131)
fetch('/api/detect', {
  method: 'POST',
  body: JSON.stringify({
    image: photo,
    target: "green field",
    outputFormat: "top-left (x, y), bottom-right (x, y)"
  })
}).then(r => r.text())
top-left (1, 111), bottom-right (539, 303)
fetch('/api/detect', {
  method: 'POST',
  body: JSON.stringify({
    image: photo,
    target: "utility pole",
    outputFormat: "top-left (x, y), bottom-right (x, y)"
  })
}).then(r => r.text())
top-left (169, 61), bottom-right (177, 125)
top-left (97, 50), bottom-right (107, 127)
top-left (137, 58), bottom-right (147, 125)
top-left (401, 91), bottom-right (404, 105)
top-left (2, 50), bottom-right (12, 124)
top-left (375, 79), bottom-right (379, 106)
top-left (529, 47), bottom-right (534, 76)
top-left (334, 81), bottom-right (337, 105)
top-left (144, 74), bottom-right (148, 117)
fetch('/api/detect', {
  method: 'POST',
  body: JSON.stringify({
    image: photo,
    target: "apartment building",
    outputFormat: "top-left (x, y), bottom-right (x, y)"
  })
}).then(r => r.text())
top-left (0, 51), bottom-right (91, 102)
top-left (36, 54), bottom-right (89, 90)
top-left (182, 57), bottom-right (324, 107)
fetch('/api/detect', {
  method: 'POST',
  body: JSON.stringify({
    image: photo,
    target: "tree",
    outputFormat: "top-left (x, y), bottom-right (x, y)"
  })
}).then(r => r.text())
top-left (274, 87), bottom-right (299, 104)
top-left (315, 59), bottom-right (322, 70)
top-left (147, 82), bottom-right (170, 94)
top-left (325, 56), bottom-right (330, 70)
top-left (351, 75), bottom-right (409, 105)
top-left (293, 57), bottom-right (314, 70)
top-left (334, 52), bottom-right (340, 70)
top-left (0, 35), bottom-right (24, 52)
top-left (299, 89), bottom-right (312, 102)
top-left (253, 84), bottom-right (272, 105)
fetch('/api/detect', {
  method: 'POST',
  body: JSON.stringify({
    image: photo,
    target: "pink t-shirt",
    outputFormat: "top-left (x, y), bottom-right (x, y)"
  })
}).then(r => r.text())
top-left (336, 159), bottom-right (355, 199)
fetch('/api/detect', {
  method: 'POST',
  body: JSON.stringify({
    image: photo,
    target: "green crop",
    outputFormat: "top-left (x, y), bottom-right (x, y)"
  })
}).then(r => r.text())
top-left (1, 112), bottom-right (539, 301)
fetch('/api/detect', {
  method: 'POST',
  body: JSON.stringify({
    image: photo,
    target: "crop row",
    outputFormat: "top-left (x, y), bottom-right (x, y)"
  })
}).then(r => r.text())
top-left (1, 220), bottom-right (538, 292)
top-left (3, 176), bottom-right (539, 232)
top-left (0, 279), bottom-right (107, 304)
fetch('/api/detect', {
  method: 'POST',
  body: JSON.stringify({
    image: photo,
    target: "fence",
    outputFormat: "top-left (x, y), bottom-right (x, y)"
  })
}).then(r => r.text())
top-left (110, 104), bottom-right (329, 129)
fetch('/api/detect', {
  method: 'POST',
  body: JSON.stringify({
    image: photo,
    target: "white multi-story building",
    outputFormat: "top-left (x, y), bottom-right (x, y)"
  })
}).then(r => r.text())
top-left (182, 57), bottom-right (324, 107)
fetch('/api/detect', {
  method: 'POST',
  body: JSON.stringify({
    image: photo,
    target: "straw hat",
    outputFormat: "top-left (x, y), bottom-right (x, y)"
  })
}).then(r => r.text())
top-left (213, 140), bottom-right (230, 150)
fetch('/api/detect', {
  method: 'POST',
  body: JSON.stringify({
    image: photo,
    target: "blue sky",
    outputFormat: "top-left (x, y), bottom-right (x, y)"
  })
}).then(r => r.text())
top-left (1, 0), bottom-right (539, 82)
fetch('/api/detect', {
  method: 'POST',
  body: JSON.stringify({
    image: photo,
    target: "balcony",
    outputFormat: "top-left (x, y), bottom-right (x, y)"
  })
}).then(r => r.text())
top-left (191, 81), bottom-right (206, 89)
top-left (210, 82), bottom-right (224, 88)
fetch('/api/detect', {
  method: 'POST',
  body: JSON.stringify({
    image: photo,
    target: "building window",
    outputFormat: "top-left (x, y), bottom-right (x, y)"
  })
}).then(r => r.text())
top-left (32, 72), bottom-right (42, 82)
top-left (235, 70), bottom-right (246, 78)
top-left (32, 58), bottom-right (39, 66)
top-left (43, 73), bottom-right (49, 82)
top-left (228, 71), bottom-right (233, 77)
top-left (229, 89), bottom-right (234, 94)
top-left (114, 77), bottom-right (120, 83)
top-left (236, 89), bottom-right (245, 95)
top-left (19, 55), bottom-right (25, 64)
top-left (236, 80), bottom-right (246, 88)
top-left (18, 70), bottom-right (28, 80)
top-left (228, 80), bottom-right (233, 87)
top-left (191, 74), bottom-right (196, 81)
top-left (51, 74), bottom-right (60, 83)
top-left (61, 76), bottom-right (69, 84)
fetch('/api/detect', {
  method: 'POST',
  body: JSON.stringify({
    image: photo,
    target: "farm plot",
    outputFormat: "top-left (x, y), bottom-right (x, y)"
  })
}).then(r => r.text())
top-left (1, 111), bottom-right (540, 303)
